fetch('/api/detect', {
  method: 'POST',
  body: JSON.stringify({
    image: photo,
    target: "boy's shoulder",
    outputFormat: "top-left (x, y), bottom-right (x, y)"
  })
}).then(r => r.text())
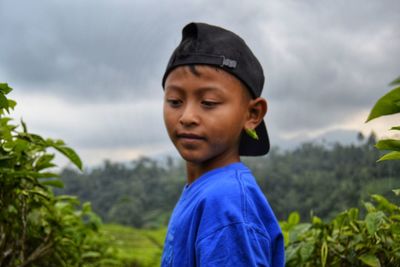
top-left (192, 163), bottom-right (271, 233)
top-left (195, 162), bottom-right (256, 200)
top-left (186, 162), bottom-right (266, 209)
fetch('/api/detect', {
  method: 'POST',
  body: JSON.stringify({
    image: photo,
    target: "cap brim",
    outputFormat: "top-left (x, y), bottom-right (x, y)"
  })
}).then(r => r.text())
top-left (239, 120), bottom-right (270, 156)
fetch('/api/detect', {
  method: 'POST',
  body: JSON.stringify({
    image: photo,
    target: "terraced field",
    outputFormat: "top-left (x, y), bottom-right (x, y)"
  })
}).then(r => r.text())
top-left (102, 224), bottom-right (167, 267)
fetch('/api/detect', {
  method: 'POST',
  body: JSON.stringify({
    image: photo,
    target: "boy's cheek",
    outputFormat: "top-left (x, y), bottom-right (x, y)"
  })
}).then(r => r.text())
top-left (164, 115), bottom-right (176, 132)
top-left (164, 120), bottom-right (177, 142)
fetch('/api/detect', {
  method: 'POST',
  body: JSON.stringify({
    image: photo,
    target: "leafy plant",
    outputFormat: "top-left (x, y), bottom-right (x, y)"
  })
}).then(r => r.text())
top-left (282, 191), bottom-right (400, 267)
top-left (0, 83), bottom-right (120, 266)
top-left (281, 76), bottom-right (400, 267)
top-left (366, 76), bottom-right (400, 161)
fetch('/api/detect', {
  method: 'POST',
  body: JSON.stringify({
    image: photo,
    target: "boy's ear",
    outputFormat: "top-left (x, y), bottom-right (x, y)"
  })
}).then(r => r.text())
top-left (244, 97), bottom-right (268, 130)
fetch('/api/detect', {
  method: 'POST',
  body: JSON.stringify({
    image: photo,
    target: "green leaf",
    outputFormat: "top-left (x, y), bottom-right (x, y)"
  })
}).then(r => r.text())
top-left (312, 216), bottom-right (322, 225)
top-left (55, 195), bottom-right (80, 205)
top-left (48, 138), bottom-right (65, 146)
top-left (2, 141), bottom-right (15, 152)
top-left (288, 212), bottom-right (300, 225)
top-left (0, 92), bottom-right (9, 110)
top-left (366, 86), bottom-right (400, 122)
top-left (30, 133), bottom-right (46, 144)
top-left (365, 211), bottom-right (385, 235)
top-left (299, 242), bottom-right (314, 261)
top-left (321, 241), bottom-right (328, 267)
top-left (391, 214), bottom-right (400, 222)
top-left (82, 251), bottom-right (101, 259)
top-left (282, 230), bottom-right (289, 247)
top-left (347, 207), bottom-right (359, 221)
top-left (377, 151), bottom-right (400, 162)
top-left (7, 99), bottom-right (16, 109)
top-left (35, 154), bottom-right (56, 171)
top-left (375, 139), bottom-right (400, 151)
top-left (13, 139), bottom-right (29, 153)
top-left (48, 141), bottom-right (83, 170)
top-left (245, 128), bottom-right (259, 140)
top-left (289, 223), bottom-right (311, 242)
top-left (393, 188), bottom-right (400, 196)
top-left (284, 246), bottom-right (300, 263)
top-left (40, 179), bottom-right (64, 188)
top-left (57, 146), bottom-right (82, 170)
top-left (389, 76), bottom-right (400, 86)
top-left (0, 117), bottom-right (12, 125)
top-left (4, 169), bottom-right (58, 179)
top-left (359, 253), bottom-right (381, 267)
top-left (28, 189), bottom-right (50, 200)
top-left (0, 83), bottom-right (13, 94)
top-left (21, 119), bottom-right (28, 133)
top-left (18, 132), bottom-right (45, 145)
top-left (391, 126), bottom-right (400, 131)
top-left (371, 194), bottom-right (398, 213)
top-left (82, 202), bottom-right (92, 213)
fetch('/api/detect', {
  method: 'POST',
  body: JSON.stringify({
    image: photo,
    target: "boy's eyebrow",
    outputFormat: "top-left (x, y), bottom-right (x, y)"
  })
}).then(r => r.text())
top-left (164, 85), bottom-right (184, 92)
top-left (164, 84), bottom-right (225, 95)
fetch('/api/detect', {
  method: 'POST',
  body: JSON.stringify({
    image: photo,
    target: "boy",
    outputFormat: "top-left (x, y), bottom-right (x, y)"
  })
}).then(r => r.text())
top-left (161, 22), bottom-right (284, 266)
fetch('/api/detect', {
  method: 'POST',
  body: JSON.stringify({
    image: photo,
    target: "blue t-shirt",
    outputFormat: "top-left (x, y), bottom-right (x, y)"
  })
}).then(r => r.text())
top-left (161, 162), bottom-right (285, 267)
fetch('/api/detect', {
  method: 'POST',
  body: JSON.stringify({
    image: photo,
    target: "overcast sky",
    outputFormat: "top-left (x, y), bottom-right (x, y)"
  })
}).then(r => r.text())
top-left (1, 0), bottom-right (399, 167)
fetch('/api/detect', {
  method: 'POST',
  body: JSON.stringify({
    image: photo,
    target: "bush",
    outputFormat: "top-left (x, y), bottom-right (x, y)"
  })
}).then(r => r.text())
top-left (282, 192), bottom-right (400, 266)
top-left (281, 76), bottom-right (400, 267)
top-left (0, 83), bottom-right (120, 267)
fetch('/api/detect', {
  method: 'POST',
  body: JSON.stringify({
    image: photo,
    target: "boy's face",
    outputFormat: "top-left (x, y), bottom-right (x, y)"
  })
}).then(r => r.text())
top-left (163, 65), bottom-right (251, 167)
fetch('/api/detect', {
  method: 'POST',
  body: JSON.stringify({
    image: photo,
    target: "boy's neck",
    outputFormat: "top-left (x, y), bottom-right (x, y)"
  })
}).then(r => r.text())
top-left (185, 154), bottom-right (241, 185)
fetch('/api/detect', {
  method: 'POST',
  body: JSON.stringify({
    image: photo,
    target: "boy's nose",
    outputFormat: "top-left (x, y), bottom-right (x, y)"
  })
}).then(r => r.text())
top-left (179, 104), bottom-right (199, 127)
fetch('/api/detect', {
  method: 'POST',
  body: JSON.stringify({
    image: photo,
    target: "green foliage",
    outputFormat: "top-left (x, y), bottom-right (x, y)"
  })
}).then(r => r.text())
top-left (58, 136), bottom-right (400, 228)
top-left (246, 140), bottom-right (400, 221)
top-left (281, 76), bottom-right (400, 266)
top-left (377, 151), bottom-right (400, 162)
top-left (0, 84), bottom-right (120, 266)
top-left (366, 76), bottom-right (400, 162)
top-left (281, 192), bottom-right (400, 266)
top-left (366, 76), bottom-right (400, 122)
top-left (58, 158), bottom-right (186, 228)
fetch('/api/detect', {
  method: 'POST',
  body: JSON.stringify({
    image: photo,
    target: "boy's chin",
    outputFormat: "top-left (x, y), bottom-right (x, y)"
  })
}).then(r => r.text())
top-left (179, 152), bottom-right (205, 164)
top-left (177, 149), bottom-right (211, 165)
top-left (176, 145), bottom-right (239, 166)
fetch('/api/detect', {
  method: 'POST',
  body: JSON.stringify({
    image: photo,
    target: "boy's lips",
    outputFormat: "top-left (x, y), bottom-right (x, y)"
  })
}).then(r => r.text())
top-left (176, 132), bottom-right (205, 140)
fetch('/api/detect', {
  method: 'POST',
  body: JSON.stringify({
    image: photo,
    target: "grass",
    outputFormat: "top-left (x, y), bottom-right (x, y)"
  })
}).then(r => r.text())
top-left (101, 224), bottom-right (167, 267)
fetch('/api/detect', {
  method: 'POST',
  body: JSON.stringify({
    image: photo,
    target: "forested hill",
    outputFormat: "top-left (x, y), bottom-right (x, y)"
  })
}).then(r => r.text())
top-left (57, 134), bottom-right (400, 228)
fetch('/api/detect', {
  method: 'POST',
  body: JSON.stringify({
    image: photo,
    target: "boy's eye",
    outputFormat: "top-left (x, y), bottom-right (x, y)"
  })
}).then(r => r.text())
top-left (166, 99), bottom-right (182, 108)
top-left (201, 100), bottom-right (219, 108)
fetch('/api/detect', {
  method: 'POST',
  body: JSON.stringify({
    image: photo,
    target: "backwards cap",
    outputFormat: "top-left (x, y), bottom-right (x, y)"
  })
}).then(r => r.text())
top-left (162, 22), bottom-right (270, 156)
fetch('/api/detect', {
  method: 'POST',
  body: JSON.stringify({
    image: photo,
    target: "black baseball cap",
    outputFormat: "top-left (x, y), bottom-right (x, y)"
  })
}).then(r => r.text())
top-left (162, 22), bottom-right (270, 156)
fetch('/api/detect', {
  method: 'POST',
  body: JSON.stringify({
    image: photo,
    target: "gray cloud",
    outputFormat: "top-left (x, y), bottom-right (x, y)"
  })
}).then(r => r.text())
top-left (0, 0), bottom-right (185, 101)
top-left (0, 0), bottom-right (276, 101)
top-left (258, 1), bottom-right (400, 132)
top-left (1, 0), bottom-right (400, 164)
